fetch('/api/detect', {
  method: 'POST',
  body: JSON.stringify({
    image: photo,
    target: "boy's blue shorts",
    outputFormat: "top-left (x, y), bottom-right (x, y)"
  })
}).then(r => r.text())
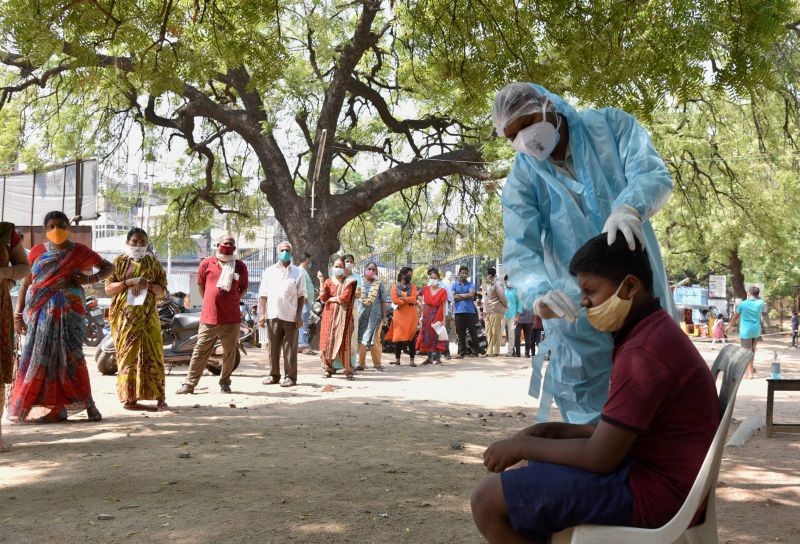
top-left (501, 460), bottom-right (634, 542)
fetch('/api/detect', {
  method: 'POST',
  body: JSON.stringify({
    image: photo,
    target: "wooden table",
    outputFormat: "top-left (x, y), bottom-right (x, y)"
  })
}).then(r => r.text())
top-left (766, 379), bottom-right (800, 437)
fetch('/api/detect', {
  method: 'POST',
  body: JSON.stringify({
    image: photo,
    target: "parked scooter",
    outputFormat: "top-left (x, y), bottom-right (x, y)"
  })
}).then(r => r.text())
top-left (83, 296), bottom-right (106, 347)
top-left (95, 294), bottom-right (252, 376)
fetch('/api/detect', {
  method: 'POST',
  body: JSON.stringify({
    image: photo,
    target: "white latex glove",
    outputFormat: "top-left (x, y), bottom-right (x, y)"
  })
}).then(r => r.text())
top-left (603, 205), bottom-right (645, 251)
top-left (533, 290), bottom-right (579, 322)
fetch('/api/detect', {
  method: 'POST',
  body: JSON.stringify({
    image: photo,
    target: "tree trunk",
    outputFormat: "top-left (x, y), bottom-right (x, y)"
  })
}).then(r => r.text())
top-left (728, 248), bottom-right (746, 299)
top-left (280, 209), bottom-right (343, 284)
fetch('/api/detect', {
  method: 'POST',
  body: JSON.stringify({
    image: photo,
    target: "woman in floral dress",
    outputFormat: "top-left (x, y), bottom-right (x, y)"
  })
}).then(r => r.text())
top-left (10, 211), bottom-right (113, 423)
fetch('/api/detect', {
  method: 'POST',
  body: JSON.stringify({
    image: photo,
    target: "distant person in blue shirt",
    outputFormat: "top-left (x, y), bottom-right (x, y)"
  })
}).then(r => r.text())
top-left (450, 265), bottom-right (484, 358)
top-left (727, 286), bottom-right (765, 378)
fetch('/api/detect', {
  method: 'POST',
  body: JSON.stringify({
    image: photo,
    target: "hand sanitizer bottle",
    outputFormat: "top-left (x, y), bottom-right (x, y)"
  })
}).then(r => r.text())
top-left (771, 350), bottom-right (782, 380)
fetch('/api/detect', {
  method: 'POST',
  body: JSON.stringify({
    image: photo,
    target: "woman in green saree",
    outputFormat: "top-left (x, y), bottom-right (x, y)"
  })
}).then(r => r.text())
top-left (105, 228), bottom-right (168, 410)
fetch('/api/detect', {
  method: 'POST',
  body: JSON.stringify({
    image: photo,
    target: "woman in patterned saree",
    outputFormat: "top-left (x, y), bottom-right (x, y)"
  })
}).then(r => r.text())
top-left (1, 223), bottom-right (31, 451)
top-left (416, 267), bottom-right (448, 365)
top-left (355, 261), bottom-right (385, 372)
top-left (317, 256), bottom-right (358, 380)
top-left (105, 228), bottom-right (168, 411)
top-left (10, 211), bottom-right (113, 423)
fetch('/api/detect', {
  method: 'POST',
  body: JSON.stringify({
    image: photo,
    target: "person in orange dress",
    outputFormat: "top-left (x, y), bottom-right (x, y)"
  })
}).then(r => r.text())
top-left (386, 266), bottom-right (419, 366)
top-left (317, 257), bottom-right (358, 380)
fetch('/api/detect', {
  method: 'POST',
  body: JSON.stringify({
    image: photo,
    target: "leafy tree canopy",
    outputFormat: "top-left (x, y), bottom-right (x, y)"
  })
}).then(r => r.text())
top-left (0, 0), bottom-right (797, 278)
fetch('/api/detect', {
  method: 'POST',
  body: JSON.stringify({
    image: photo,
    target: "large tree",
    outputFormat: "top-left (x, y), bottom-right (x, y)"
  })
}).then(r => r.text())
top-left (0, 0), bottom-right (796, 273)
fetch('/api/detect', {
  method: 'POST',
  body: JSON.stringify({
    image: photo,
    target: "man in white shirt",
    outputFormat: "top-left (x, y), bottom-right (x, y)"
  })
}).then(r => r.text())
top-left (258, 241), bottom-right (307, 387)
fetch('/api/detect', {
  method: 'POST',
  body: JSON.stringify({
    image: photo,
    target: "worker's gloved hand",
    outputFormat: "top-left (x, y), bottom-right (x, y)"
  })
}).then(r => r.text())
top-left (603, 205), bottom-right (645, 251)
top-left (533, 290), bottom-right (579, 322)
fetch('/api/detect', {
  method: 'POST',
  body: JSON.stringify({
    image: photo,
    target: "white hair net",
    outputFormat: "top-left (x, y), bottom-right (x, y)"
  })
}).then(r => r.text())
top-left (492, 82), bottom-right (556, 136)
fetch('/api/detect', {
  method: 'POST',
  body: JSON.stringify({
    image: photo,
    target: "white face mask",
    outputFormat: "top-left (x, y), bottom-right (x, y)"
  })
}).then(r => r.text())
top-left (428, 278), bottom-right (439, 287)
top-left (127, 245), bottom-right (147, 260)
top-left (512, 101), bottom-right (560, 161)
top-left (345, 262), bottom-right (355, 271)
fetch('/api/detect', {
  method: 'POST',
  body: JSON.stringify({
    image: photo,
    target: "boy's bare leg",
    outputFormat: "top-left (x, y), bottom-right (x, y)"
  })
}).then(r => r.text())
top-left (471, 474), bottom-right (538, 544)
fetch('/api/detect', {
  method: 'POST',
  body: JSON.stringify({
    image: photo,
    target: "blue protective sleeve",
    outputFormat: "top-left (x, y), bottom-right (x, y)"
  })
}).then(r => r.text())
top-left (608, 109), bottom-right (673, 221)
top-left (501, 157), bottom-right (551, 306)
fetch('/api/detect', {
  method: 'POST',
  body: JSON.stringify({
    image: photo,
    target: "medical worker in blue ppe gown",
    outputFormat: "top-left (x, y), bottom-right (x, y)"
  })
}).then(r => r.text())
top-left (493, 82), bottom-right (677, 424)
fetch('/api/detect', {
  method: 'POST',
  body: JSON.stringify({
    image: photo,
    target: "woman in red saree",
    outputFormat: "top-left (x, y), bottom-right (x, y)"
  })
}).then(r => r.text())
top-left (10, 211), bottom-right (113, 423)
top-left (416, 267), bottom-right (448, 365)
top-left (317, 257), bottom-right (358, 380)
top-left (1, 223), bottom-right (30, 450)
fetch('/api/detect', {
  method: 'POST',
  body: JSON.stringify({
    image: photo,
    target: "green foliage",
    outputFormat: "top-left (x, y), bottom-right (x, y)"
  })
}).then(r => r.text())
top-left (651, 86), bottom-right (800, 298)
top-left (399, 0), bottom-right (795, 119)
top-left (340, 178), bottom-right (504, 261)
top-left (150, 155), bottom-right (267, 254)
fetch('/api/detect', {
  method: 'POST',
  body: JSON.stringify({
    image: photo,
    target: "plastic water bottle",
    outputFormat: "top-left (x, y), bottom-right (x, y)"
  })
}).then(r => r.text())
top-left (771, 350), bottom-right (782, 380)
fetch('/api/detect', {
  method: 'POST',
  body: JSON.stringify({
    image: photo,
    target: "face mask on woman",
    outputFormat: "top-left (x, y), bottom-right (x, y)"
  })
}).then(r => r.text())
top-left (46, 227), bottom-right (70, 245)
top-left (333, 267), bottom-right (344, 277)
top-left (127, 246), bottom-right (147, 259)
top-left (364, 270), bottom-right (376, 280)
top-left (428, 278), bottom-right (439, 287)
top-left (345, 262), bottom-right (355, 271)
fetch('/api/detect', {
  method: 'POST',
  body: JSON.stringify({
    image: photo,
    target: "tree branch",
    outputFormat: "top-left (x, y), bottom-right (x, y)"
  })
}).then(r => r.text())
top-left (331, 145), bottom-right (499, 228)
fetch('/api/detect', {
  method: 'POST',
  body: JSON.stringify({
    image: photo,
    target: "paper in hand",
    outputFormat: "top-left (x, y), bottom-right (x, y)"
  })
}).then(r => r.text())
top-left (127, 280), bottom-right (147, 306)
top-left (431, 321), bottom-right (449, 341)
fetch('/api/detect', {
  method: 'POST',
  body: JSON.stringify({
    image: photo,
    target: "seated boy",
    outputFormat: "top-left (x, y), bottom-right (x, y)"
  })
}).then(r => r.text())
top-left (470, 234), bottom-right (720, 543)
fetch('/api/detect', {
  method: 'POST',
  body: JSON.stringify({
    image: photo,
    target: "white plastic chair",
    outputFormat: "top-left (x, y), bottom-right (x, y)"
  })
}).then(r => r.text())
top-left (550, 344), bottom-right (753, 544)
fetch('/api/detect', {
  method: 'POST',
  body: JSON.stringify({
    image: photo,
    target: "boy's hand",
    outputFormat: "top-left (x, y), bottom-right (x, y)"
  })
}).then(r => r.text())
top-left (516, 422), bottom-right (559, 439)
top-left (483, 437), bottom-right (525, 473)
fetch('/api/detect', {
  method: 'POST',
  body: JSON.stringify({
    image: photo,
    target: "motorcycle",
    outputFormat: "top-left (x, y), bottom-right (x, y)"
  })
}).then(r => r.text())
top-left (95, 294), bottom-right (252, 376)
top-left (83, 296), bottom-right (106, 347)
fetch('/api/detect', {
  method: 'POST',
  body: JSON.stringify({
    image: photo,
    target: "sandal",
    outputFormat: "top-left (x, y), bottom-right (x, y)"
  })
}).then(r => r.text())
top-left (123, 402), bottom-right (140, 411)
top-left (346, 374), bottom-right (355, 381)
top-left (389, 360), bottom-right (401, 365)
top-left (409, 361), bottom-right (417, 367)
top-left (421, 359), bottom-right (432, 365)
top-left (157, 401), bottom-right (169, 412)
top-left (322, 371), bottom-right (333, 378)
top-left (36, 408), bottom-right (68, 424)
top-left (87, 406), bottom-right (103, 422)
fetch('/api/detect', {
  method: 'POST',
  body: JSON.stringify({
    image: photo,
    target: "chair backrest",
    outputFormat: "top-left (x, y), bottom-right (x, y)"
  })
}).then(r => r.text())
top-left (655, 344), bottom-right (753, 542)
top-left (710, 344), bottom-right (753, 417)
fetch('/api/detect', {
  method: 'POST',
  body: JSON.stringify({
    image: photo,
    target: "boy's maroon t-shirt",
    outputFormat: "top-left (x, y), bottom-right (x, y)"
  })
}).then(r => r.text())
top-left (601, 307), bottom-right (719, 529)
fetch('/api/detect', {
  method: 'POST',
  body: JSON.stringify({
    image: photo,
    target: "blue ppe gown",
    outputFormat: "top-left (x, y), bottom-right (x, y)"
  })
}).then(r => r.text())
top-left (502, 84), bottom-right (677, 424)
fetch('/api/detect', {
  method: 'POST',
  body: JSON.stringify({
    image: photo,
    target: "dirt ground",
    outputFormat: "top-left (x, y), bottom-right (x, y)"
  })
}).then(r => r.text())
top-left (1, 336), bottom-right (799, 544)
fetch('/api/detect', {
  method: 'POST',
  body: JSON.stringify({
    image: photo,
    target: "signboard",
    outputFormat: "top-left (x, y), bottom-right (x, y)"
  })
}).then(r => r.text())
top-left (0, 159), bottom-right (97, 226)
top-left (708, 274), bottom-right (727, 299)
